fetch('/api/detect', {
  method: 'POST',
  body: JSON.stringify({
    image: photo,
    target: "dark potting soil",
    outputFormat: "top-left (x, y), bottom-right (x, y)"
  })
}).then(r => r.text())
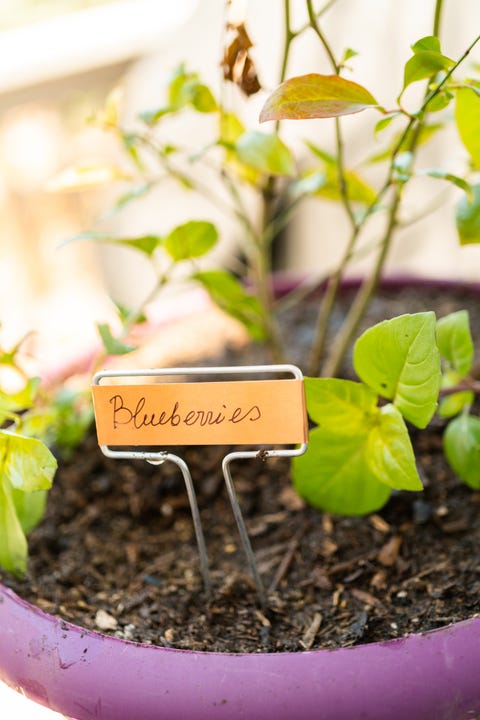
top-left (2, 283), bottom-right (480, 653)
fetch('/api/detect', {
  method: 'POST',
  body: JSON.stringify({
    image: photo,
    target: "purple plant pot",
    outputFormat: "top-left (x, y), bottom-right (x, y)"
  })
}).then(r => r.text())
top-left (1, 583), bottom-right (480, 720)
top-left (2, 275), bottom-right (480, 719)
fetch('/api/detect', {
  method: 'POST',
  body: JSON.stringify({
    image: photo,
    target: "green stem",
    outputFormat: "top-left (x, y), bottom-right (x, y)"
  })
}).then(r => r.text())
top-left (320, 4), bottom-right (480, 377)
top-left (255, 181), bottom-right (285, 362)
top-left (306, 0), bottom-right (339, 72)
top-left (321, 184), bottom-right (402, 377)
top-left (433, 0), bottom-right (444, 37)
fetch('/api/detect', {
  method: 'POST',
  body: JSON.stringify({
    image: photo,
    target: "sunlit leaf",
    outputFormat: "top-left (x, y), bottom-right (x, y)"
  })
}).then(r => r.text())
top-left (168, 65), bottom-right (217, 113)
top-left (367, 404), bottom-right (423, 491)
top-left (259, 73), bottom-right (379, 122)
top-left (235, 131), bottom-right (295, 176)
top-left (97, 324), bottom-right (135, 356)
top-left (403, 50), bottom-right (453, 89)
top-left (219, 111), bottom-right (245, 144)
top-left (456, 183), bottom-right (480, 244)
top-left (412, 36), bottom-right (441, 54)
top-left (367, 123), bottom-right (443, 164)
top-left (353, 312), bottom-right (441, 428)
top-left (305, 141), bottom-right (377, 204)
top-left (0, 378), bottom-right (40, 418)
top-left (0, 431), bottom-right (56, 493)
top-left (304, 377), bottom-right (377, 427)
top-left (455, 86), bottom-right (480, 169)
top-left (293, 378), bottom-right (421, 515)
top-left (438, 370), bottom-right (473, 418)
top-left (444, 413), bottom-right (480, 489)
top-left (293, 426), bottom-right (391, 515)
top-left (164, 221), bottom-right (218, 261)
top-left (417, 169), bottom-right (472, 199)
top-left (289, 171), bottom-right (327, 198)
top-left (436, 310), bottom-right (474, 377)
top-left (11, 489), bottom-right (47, 535)
top-left (0, 480), bottom-right (27, 576)
top-left (425, 89), bottom-right (453, 113)
top-left (139, 106), bottom-right (171, 125)
top-left (60, 231), bottom-right (162, 258)
top-left (374, 113), bottom-right (401, 135)
top-left (112, 183), bottom-right (154, 213)
top-left (194, 270), bottom-right (266, 340)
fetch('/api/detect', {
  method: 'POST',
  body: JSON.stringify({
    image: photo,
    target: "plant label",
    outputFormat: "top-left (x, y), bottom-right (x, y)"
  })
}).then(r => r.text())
top-left (92, 373), bottom-right (308, 448)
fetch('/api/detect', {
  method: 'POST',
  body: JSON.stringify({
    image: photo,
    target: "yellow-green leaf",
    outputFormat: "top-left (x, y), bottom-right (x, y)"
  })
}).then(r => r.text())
top-left (235, 131), bottom-right (295, 176)
top-left (455, 86), bottom-right (480, 169)
top-left (456, 183), bottom-right (480, 244)
top-left (353, 312), bottom-right (441, 428)
top-left (259, 73), bottom-right (378, 122)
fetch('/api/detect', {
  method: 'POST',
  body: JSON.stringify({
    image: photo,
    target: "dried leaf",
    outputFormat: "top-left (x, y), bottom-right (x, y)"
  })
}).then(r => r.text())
top-left (222, 22), bottom-right (261, 97)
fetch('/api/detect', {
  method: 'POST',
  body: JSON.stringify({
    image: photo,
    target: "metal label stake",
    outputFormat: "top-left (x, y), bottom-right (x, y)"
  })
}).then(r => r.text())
top-left (92, 365), bottom-right (308, 606)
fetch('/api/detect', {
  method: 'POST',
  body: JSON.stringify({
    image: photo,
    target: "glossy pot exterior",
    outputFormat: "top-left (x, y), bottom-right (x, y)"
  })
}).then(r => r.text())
top-left (1, 584), bottom-right (479, 720)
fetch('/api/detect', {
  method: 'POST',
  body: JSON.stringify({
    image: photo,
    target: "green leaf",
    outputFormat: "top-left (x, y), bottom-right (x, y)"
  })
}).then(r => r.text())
top-left (0, 431), bottom-right (57, 492)
top-left (164, 220), bottom-right (218, 261)
top-left (294, 379), bottom-right (421, 515)
top-left (455, 86), bottom-right (480, 169)
top-left (289, 171), bottom-right (327, 198)
top-left (139, 106), bottom-right (171, 126)
top-left (0, 429), bottom-right (55, 574)
top-left (97, 324), bottom-right (135, 356)
top-left (456, 183), bottom-right (480, 244)
top-left (425, 89), bottom-right (453, 113)
top-left (305, 141), bottom-right (377, 205)
top-left (293, 426), bottom-right (391, 515)
top-left (0, 480), bottom-right (27, 576)
top-left (412, 36), bottom-right (441, 53)
top-left (342, 47), bottom-right (358, 64)
top-left (113, 299), bottom-right (147, 326)
top-left (11, 489), bottom-right (47, 535)
top-left (436, 310), bottom-right (474, 377)
top-left (444, 413), bottom-right (480, 489)
top-left (304, 377), bottom-right (377, 428)
top-left (168, 65), bottom-right (217, 113)
top-left (367, 404), bottom-right (423, 491)
top-left (403, 50), bottom-right (453, 89)
top-left (418, 169), bottom-right (472, 199)
top-left (61, 231), bottom-right (162, 258)
top-left (374, 113), bottom-right (401, 135)
top-left (112, 183), bottom-right (153, 213)
top-left (194, 270), bottom-right (266, 341)
top-left (368, 123), bottom-right (443, 164)
top-left (438, 370), bottom-right (473, 418)
top-left (353, 312), bottom-right (441, 428)
top-left (0, 377), bottom-right (40, 419)
top-left (234, 131), bottom-right (295, 176)
top-left (219, 112), bottom-right (245, 144)
top-left (259, 73), bottom-right (379, 122)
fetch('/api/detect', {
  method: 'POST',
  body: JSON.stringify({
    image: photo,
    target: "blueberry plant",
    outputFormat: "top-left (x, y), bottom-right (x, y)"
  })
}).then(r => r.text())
top-left (2, 0), bottom-right (480, 574)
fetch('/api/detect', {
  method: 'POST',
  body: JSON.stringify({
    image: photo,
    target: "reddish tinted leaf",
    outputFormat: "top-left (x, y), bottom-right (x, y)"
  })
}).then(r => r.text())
top-left (260, 73), bottom-right (378, 123)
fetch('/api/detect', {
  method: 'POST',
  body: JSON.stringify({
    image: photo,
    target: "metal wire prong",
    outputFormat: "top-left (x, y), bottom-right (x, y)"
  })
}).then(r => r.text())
top-left (222, 451), bottom-right (267, 609)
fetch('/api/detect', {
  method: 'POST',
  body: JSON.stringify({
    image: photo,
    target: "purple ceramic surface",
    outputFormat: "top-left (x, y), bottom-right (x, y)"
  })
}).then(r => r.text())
top-left (1, 584), bottom-right (479, 720)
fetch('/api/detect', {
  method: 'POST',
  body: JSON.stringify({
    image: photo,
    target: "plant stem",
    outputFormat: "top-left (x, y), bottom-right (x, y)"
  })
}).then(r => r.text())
top-left (320, 7), bottom-right (480, 377)
top-left (321, 185), bottom-right (402, 377)
top-left (439, 379), bottom-right (480, 397)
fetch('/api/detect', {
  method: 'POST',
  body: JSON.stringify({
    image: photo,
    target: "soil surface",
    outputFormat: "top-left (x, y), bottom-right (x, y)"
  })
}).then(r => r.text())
top-left (2, 283), bottom-right (480, 653)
